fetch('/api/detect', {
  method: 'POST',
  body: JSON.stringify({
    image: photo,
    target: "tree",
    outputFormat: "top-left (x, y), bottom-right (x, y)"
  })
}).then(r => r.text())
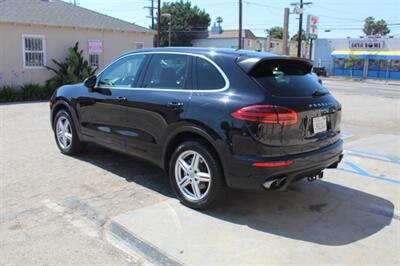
top-left (363, 16), bottom-right (375, 36)
top-left (46, 42), bottom-right (97, 88)
top-left (290, 30), bottom-right (307, 41)
top-left (157, 1), bottom-right (211, 46)
top-left (374, 19), bottom-right (390, 35)
top-left (363, 16), bottom-right (390, 36)
top-left (266, 26), bottom-right (284, 39)
top-left (345, 54), bottom-right (358, 78)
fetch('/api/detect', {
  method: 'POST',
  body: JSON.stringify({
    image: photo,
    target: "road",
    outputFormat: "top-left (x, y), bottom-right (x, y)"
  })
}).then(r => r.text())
top-left (322, 79), bottom-right (400, 99)
top-left (1, 79), bottom-right (399, 265)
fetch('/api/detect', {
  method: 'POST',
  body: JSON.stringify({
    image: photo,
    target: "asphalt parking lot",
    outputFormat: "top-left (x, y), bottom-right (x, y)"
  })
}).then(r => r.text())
top-left (1, 79), bottom-right (399, 265)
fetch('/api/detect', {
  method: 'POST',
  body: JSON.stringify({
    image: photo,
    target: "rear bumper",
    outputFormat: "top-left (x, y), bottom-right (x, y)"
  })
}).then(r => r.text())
top-left (224, 139), bottom-right (343, 190)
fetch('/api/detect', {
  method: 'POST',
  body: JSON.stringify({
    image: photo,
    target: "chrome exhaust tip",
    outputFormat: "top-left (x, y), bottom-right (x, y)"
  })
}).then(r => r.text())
top-left (263, 179), bottom-right (278, 189)
top-left (263, 177), bottom-right (287, 190)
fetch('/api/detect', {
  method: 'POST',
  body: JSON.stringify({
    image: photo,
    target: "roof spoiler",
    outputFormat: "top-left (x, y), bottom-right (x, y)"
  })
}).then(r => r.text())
top-left (237, 56), bottom-right (313, 74)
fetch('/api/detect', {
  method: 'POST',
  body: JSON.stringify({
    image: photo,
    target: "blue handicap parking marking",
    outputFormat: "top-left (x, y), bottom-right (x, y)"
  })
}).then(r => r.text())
top-left (337, 160), bottom-right (400, 185)
top-left (387, 155), bottom-right (400, 165)
top-left (340, 131), bottom-right (354, 140)
top-left (336, 133), bottom-right (400, 184)
top-left (345, 148), bottom-right (400, 165)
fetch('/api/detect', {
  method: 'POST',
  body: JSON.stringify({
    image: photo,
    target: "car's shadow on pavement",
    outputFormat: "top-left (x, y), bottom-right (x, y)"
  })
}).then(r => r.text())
top-left (77, 144), bottom-right (394, 246)
top-left (75, 144), bottom-right (174, 198)
top-left (203, 183), bottom-right (394, 246)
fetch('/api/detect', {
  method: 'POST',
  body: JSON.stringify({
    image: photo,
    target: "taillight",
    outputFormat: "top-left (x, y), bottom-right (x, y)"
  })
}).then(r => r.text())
top-left (337, 102), bottom-right (342, 111)
top-left (231, 105), bottom-right (298, 126)
top-left (252, 160), bottom-right (294, 168)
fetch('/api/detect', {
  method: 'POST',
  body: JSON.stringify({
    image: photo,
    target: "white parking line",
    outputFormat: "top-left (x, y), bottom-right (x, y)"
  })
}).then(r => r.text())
top-left (42, 199), bottom-right (99, 238)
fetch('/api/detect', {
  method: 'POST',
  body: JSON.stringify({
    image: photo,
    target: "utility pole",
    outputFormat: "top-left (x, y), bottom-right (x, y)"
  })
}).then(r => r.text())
top-left (238, 0), bottom-right (243, 49)
top-left (157, 0), bottom-right (161, 47)
top-left (150, 0), bottom-right (154, 30)
top-left (144, 0), bottom-right (156, 47)
top-left (168, 21), bottom-right (172, 46)
top-left (161, 13), bottom-right (172, 47)
top-left (283, 8), bottom-right (289, 55)
top-left (297, 0), bottom-right (303, 57)
top-left (292, 1), bottom-right (312, 57)
top-left (144, 0), bottom-right (155, 30)
top-left (73, 0), bottom-right (76, 5)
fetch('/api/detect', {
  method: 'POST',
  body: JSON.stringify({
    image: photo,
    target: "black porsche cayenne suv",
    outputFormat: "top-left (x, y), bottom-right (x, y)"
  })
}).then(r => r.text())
top-left (50, 47), bottom-right (343, 209)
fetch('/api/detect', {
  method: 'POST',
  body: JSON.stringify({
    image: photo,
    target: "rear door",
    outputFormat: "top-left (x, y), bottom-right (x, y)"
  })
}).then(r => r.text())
top-left (122, 53), bottom-right (193, 164)
top-left (240, 58), bottom-right (342, 155)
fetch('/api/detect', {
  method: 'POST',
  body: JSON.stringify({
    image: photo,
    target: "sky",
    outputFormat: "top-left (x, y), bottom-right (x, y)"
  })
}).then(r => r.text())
top-left (66, 0), bottom-right (400, 39)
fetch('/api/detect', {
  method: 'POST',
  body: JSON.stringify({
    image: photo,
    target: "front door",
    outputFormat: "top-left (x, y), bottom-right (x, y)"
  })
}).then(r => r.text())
top-left (77, 54), bottom-right (147, 151)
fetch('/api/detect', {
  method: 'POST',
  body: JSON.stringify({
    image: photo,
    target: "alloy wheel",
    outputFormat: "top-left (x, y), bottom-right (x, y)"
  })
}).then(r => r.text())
top-left (56, 116), bottom-right (72, 150)
top-left (174, 150), bottom-right (212, 201)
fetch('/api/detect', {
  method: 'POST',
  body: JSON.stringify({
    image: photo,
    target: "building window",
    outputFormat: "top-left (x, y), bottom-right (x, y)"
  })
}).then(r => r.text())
top-left (135, 42), bottom-right (144, 50)
top-left (89, 54), bottom-right (100, 68)
top-left (23, 35), bottom-right (45, 68)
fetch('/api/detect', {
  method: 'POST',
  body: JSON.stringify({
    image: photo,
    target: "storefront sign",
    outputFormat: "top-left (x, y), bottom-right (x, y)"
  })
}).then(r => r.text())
top-left (349, 39), bottom-right (385, 50)
top-left (307, 15), bottom-right (318, 40)
top-left (88, 40), bottom-right (102, 54)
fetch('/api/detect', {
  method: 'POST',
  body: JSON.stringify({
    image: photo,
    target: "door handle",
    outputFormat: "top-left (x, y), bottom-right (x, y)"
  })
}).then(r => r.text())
top-left (116, 96), bottom-right (127, 102)
top-left (167, 102), bottom-right (184, 109)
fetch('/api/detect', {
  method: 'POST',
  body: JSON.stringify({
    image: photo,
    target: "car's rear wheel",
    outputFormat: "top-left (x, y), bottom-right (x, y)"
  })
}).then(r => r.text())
top-left (53, 110), bottom-right (86, 155)
top-left (169, 140), bottom-right (225, 209)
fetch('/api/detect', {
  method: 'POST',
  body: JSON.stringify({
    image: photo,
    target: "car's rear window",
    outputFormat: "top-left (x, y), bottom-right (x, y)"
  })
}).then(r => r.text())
top-left (250, 60), bottom-right (329, 97)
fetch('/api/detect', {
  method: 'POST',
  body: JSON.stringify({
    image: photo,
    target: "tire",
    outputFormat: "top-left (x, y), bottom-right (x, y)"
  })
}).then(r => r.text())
top-left (169, 140), bottom-right (226, 209)
top-left (53, 110), bottom-right (86, 155)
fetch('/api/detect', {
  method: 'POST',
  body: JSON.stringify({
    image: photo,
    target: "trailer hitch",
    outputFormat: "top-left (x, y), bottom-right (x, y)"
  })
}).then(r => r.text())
top-left (307, 172), bottom-right (323, 182)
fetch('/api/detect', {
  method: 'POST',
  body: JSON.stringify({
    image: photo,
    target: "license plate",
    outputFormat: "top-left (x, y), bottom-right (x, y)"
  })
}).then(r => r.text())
top-left (313, 116), bottom-right (327, 134)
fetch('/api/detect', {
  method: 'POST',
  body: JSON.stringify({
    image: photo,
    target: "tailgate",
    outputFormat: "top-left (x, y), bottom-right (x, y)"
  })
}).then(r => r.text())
top-left (237, 55), bottom-right (342, 156)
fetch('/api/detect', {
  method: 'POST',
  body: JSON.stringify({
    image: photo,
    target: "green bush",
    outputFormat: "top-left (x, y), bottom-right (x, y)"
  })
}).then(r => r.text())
top-left (21, 84), bottom-right (55, 100)
top-left (0, 86), bottom-right (21, 102)
top-left (46, 42), bottom-right (97, 88)
top-left (0, 84), bottom-right (54, 103)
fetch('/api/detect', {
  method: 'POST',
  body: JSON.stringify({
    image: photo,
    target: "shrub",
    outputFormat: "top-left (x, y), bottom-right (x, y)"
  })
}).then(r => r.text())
top-left (0, 86), bottom-right (21, 102)
top-left (46, 42), bottom-right (97, 88)
top-left (0, 84), bottom-right (53, 102)
top-left (21, 84), bottom-right (54, 101)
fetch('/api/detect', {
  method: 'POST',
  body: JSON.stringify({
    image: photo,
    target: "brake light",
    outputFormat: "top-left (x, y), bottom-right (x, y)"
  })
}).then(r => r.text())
top-left (231, 105), bottom-right (298, 126)
top-left (252, 160), bottom-right (294, 168)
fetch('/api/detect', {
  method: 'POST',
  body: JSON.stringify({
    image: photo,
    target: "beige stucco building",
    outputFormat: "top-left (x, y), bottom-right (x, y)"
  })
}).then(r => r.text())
top-left (266, 37), bottom-right (310, 57)
top-left (192, 29), bottom-right (268, 52)
top-left (192, 28), bottom-right (310, 57)
top-left (0, 0), bottom-right (155, 86)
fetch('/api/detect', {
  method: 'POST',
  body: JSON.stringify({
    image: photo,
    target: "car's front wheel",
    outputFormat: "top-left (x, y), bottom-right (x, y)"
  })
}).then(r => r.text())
top-left (169, 140), bottom-right (225, 209)
top-left (53, 110), bottom-right (86, 155)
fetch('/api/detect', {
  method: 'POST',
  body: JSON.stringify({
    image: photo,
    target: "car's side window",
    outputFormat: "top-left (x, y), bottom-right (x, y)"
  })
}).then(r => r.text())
top-left (196, 57), bottom-right (226, 90)
top-left (98, 54), bottom-right (146, 88)
top-left (141, 54), bottom-right (189, 90)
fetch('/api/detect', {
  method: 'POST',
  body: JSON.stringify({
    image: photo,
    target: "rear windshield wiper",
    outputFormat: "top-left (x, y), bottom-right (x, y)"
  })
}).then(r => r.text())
top-left (311, 90), bottom-right (328, 97)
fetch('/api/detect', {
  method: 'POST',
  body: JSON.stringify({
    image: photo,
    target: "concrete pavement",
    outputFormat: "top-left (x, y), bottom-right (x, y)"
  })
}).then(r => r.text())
top-left (1, 79), bottom-right (399, 265)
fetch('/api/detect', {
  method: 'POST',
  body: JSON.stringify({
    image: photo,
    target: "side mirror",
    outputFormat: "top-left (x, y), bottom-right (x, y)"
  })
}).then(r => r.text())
top-left (84, 75), bottom-right (97, 90)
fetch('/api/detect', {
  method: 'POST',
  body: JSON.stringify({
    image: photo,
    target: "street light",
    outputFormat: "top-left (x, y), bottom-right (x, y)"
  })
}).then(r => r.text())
top-left (161, 13), bottom-right (172, 47)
